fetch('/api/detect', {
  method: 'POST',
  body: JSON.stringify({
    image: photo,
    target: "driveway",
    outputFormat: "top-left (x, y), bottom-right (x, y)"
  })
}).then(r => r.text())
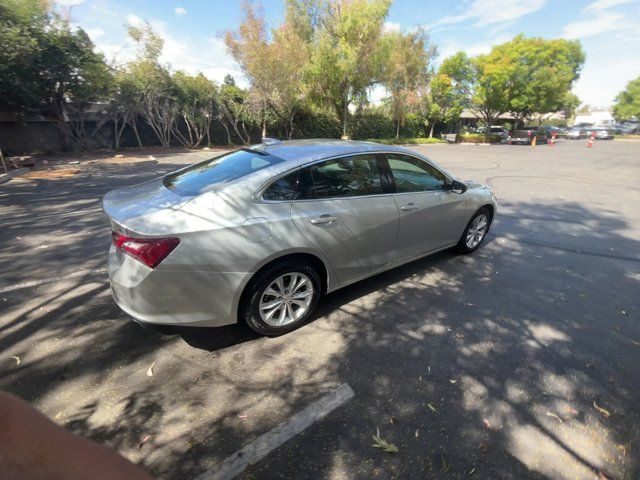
top-left (1, 141), bottom-right (639, 479)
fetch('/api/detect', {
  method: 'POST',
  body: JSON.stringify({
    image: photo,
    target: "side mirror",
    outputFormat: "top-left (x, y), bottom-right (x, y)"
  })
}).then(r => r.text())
top-left (450, 180), bottom-right (467, 194)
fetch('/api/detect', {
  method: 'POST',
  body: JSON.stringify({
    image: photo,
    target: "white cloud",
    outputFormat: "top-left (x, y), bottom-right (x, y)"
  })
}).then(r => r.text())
top-left (85, 27), bottom-right (105, 41)
top-left (429, 0), bottom-right (547, 29)
top-left (437, 41), bottom-right (461, 62)
top-left (383, 22), bottom-right (401, 33)
top-left (583, 0), bottom-right (638, 13)
top-left (174, 7), bottom-right (187, 16)
top-left (126, 14), bottom-right (145, 28)
top-left (465, 33), bottom-right (514, 57)
top-left (562, 11), bottom-right (626, 38)
top-left (573, 57), bottom-right (640, 106)
top-left (55, 0), bottom-right (85, 6)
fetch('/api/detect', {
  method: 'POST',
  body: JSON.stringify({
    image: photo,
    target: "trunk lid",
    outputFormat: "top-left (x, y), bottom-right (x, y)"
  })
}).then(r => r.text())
top-left (102, 178), bottom-right (194, 235)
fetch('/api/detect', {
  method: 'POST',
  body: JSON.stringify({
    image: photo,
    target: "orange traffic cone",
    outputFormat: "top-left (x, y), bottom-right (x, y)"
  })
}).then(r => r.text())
top-left (548, 133), bottom-right (555, 147)
top-left (587, 133), bottom-right (594, 148)
top-left (531, 136), bottom-right (537, 147)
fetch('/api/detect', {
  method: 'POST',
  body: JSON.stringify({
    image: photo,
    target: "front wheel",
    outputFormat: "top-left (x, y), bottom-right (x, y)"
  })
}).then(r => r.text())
top-left (242, 263), bottom-right (321, 336)
top-left (457, 208), bottom-right (491, 253)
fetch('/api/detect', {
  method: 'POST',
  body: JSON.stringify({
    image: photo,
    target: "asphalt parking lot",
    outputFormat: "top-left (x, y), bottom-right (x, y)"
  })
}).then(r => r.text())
top-left (1, 140), bottom-right (639, 479)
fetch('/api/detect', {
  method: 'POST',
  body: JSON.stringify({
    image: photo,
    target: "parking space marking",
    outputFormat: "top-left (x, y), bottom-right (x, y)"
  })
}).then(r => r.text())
top-left (0, 268), bottom-right (107, 293)
top-left (195, 383), bottom-right (355, 480)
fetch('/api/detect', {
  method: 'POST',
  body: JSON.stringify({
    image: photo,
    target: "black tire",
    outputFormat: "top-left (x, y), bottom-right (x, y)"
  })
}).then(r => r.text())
top-left (457, 207), bottom-right (492, 253)
top-left (241, 261), bottom-right (322, 336)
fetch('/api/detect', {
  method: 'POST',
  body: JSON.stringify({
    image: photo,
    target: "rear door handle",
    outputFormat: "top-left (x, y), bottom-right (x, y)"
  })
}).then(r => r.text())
top-left (401, 203), bottom-right (418, 211)
top-left (310, 215), bottom-right (338, 225)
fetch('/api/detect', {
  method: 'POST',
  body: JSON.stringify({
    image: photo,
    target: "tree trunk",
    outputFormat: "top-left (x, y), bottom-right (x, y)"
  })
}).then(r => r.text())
top-left (131, 121), bottom-right (143, 147)
top-left (261, 117), bottom-right (267, 139)
top-left (114, 117), bottom-right (120, 151)
top-left (396, 121), bottom-right (400, 139)
top-left (341, 87), bottom-right (349, 138)
top-left (221, 120), bottom-right (231, 145)
top-left (429, 123), bottom-right (435, 138)
top-left (0, 147), bottom-right (8, 174)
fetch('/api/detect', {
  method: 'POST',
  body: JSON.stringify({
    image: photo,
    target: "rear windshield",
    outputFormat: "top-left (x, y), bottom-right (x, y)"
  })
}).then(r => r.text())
top-left (163, 148), bottom-right (284, 196)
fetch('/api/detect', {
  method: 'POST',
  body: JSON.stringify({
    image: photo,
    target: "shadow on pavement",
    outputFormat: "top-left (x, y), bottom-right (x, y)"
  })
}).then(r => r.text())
top-left (1, 165), bottom-right (639, 480)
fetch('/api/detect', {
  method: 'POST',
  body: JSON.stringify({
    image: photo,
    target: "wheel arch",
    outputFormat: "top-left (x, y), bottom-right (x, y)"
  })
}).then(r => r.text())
top-left (235, 251), bottom-right (331, 323)
top-left (480, 203), bottom-right (495, 223)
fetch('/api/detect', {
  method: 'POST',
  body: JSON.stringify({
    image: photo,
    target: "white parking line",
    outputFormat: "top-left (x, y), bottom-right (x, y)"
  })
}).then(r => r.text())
top-left (0, 268), bottom-right (108, 294)
top-left (195, 383), bottom-right (355, 480)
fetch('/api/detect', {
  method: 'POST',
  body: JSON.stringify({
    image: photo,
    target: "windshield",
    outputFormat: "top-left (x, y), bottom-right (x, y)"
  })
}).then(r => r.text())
top-left (163, 148), bottom-right (285, 196)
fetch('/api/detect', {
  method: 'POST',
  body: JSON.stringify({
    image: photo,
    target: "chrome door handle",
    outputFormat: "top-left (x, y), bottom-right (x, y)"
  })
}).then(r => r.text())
top-left (401, 203), bottom-right (418, 211)
top-left (310, 215), bottom-right (338, 224)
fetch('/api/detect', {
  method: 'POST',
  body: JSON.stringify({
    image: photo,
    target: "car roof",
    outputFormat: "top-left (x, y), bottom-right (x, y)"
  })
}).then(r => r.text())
top-left (249, 139), bottom-right (410, 167)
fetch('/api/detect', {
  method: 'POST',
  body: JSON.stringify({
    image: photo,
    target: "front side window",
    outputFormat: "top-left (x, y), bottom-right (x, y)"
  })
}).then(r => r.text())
top-left (386, 154), bottom-right (448, 193)
top-left (299, 155), bottom-right (384, 199)
top-left (164, 149), bottom-right (284, 196)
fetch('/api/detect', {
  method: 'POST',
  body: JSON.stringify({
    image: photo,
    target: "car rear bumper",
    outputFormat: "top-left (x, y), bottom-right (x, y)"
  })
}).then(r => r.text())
top-left (108, 246), bottom-right (249, 327)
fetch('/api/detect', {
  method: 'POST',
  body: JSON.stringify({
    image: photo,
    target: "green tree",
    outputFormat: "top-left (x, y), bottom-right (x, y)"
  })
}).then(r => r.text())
top-left (439, 52), bottom-right (475, 109)
top-left (125, 24), bottom-right (178, 148)
top-left (472, 54), bottom-right (511, 129)
top-left (485, 35), bottom-right (585, 129)
top-left (226, 1), bottom-right (309, 139)
top-left (423, 52), bottom-right (474, 136)
top-left (380, 28), bottom-right (435, 138)
top-left (424, 73), bottom-right (457, 137)
top-left (225, 2), bottom-right (272, 138)
top-left (560, 92), bottom-right (580, 123)
top-left (303, 0), bottom-right (392, 137)
top-left (107, 71), bottom-right (143, 150)
top-left (218, 75), bottom-right (251, 145)
top-left (172, 72), bottom-right (218, 148)
top-left (0, 0), bottom-right (112, 149)
top-left (613, 77), bottom-right (640, 121)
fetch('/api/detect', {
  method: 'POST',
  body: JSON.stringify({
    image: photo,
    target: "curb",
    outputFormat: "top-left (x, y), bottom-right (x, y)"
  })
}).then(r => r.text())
top-left (0, 167), bottom-right (30, 185)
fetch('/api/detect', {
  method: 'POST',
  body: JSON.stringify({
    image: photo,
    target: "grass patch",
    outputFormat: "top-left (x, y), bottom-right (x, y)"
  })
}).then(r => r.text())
top-left (364, 137), bottom-right (446, 145)
top-left (613, 134), bottom-right (640, 140)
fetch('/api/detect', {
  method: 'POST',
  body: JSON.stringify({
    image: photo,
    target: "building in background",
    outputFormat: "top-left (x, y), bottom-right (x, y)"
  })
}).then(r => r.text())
top-left (573, 108), bottom-right (614, 126)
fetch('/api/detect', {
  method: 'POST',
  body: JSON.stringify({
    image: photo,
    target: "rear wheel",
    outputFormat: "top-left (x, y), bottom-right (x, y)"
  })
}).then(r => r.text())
top-left (457, 208), bottom-right (491, 253)
top-left (242, 262), bottom-right (321, 336)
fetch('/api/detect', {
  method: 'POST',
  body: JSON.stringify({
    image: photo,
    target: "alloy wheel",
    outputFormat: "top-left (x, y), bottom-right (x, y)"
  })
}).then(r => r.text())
top-left (466, 214), bottom-right (488, 249)
top-left (258, 272), bottom-right (314, 327)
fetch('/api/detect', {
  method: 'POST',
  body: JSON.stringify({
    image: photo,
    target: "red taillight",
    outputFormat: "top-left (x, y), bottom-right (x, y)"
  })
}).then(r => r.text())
top-left (527, 130), bottom-right (532, 137)
top-left (111, 232), bottom-right (180, 268)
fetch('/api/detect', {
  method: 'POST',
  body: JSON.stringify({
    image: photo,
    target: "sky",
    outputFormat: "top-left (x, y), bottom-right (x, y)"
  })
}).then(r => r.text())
top-left (56, 0), bottom-right (640, 108)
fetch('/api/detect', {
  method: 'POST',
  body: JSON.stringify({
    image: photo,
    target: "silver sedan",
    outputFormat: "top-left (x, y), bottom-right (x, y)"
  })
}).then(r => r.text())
top-left (103, 140), bottom-right (497, 335)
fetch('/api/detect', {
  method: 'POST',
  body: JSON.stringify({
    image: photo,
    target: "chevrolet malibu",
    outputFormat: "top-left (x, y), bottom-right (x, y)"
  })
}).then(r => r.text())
top-left (103, 140), bottom-right (497, 335)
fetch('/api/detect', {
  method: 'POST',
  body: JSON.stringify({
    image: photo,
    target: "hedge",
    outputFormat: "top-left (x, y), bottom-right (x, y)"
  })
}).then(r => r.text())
top-left (365, 137), bottom-right (445, 145)
top-left (458, 133), bottom-right (503, 144)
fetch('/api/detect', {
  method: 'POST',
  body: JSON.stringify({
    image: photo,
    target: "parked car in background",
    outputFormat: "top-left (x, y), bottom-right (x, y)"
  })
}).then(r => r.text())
top-left (591, 127), bottom-right (613, 140)
top-left (488, 126), bottom-right (510, 142)
top-left (103, 139), bottom-right (497, 336)
top-left (620, 122), bottom-right (640, 134)
top-left (566, 127), bottom-right (588, 140)
top-left (509, 126), bottom-right (553, 144)
top-left (543, 126), bottom-right (566, 137)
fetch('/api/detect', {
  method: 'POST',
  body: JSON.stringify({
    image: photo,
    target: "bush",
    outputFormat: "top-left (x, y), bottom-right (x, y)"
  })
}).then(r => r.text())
top-left (350, 113), bottom-right (396, 139)
top-left (291, 112), bottom-right (341, 139)
top-left (459, 133), bottom-right (503, 144)
top-left (365, 137), bottom-right (446, 145)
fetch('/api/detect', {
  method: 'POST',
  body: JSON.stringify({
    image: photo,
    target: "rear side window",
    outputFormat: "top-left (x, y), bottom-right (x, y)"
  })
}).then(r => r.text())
top-left (163, 149), bottom-right (284, 196)
top-left (263, 171), bottom-right (300, 201)
top-left (299, 155), bottom-right (384, 199)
